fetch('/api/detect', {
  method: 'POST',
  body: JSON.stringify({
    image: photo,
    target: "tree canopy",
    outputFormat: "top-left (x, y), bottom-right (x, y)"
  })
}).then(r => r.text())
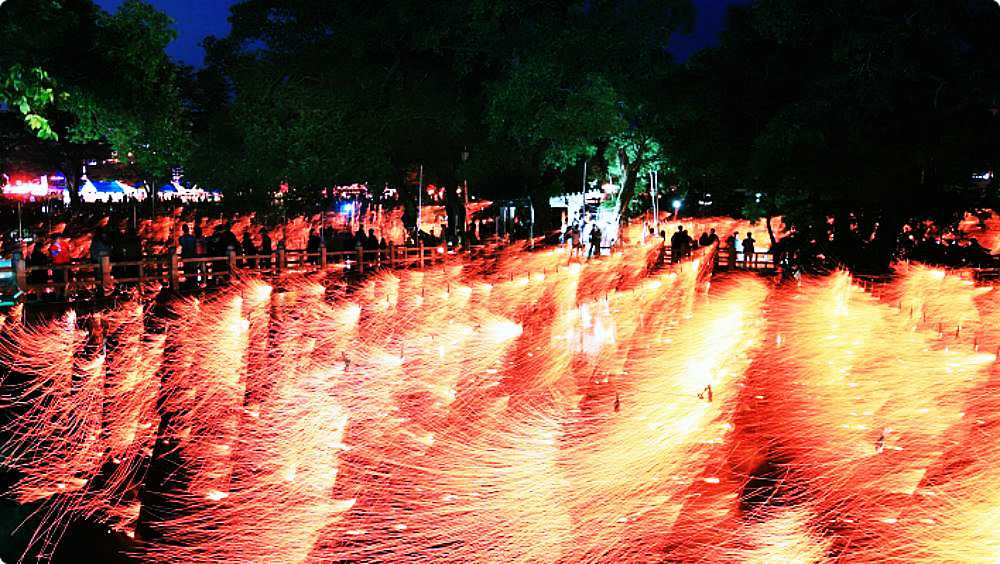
top-left (667, 0), bottom-right (1000, 266)
top-left (5, 0), bottom-right (1000, 268)
top-left (190, 0), bottom-right (693, 219)
top-left (0, 0), bottom-right (190, 200)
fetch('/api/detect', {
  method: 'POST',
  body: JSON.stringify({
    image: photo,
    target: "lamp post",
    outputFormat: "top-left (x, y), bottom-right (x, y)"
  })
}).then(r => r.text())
top-left (416, 165), bottom-right (424, 237)
top-left (649, 170), bottom-right (659, 228)
top-left (672, 199), bottom-right (682, 221)
top-left (279, 182), bottom-right (289, 246)
top-left (461, 148), bottom-right (470, 241)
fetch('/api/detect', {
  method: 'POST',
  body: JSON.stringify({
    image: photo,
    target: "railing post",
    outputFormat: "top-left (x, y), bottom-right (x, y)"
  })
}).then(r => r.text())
top-left (419, 241), bottom-right (425, 270)
top-left (169, 253), bottom-right (180, 290)
top-left (12, 251), bottom-right (26, 293)
top-left (276, 242), bottom-right (286, 274)
top-left (356, 244), bottom-right (364, 274)
top-left (320, 246), bottom-right (327, 269)
top-left (100, 253), bottom-right (112, 295)
top-left (227, 246), bottom-right (237, 276)
top-left (388, 243), bottom-right (395, 269)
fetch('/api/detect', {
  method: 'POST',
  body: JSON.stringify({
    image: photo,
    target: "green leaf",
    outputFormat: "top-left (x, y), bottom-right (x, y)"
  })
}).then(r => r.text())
top-left (25, 113), bottom-right (48, 131)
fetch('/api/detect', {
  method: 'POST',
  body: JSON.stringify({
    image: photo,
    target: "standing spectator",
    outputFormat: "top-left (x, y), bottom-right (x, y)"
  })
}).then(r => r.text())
top-left (588, 224), bottom-right (603, 259)
top-left (90, 226), bottom-right (110, 263)
top-left (242, 229), bottom-right (258, 269)
top-left (29, 237), bottom-right (50, 284)
top-left (51, 235), bottom-right (72, 284)
top-left (307, 228), bottom-right (323, 264)
top-left (220, 223), bottom-right (240, 255)
top-left (706, 228), bottom-right (720, 247)
top-left (742, 232), bottom-right (756, 268)
top-left (378, 233), bottom-right (388, 263)
top-left (178, 224), bottom-right (198, 283)
top-left (108, 224), bottom-right (126, 277)
top-left (335, 229), bottom-right (352, 253)
top-left (698, 231), bottom-right (710, 247)
top-left (207, 225), bottom-right (225, 280)
top-left (259, 228), bottom-right (273, 269)
top-left (571, 226), bottom-right (582, 258)
top-left (122, 227), bottom-right (142, 280)
top-left (178, 224), bottom-right (197, 259)
top-left (365, 228), bottom-right (379, 250)
top-left (670, 225), bottom-right (689, 263)
top-left (726, 232), bottom-right (739, 267)
top-left (195, 220), bottom-right (207, 257)
top-left (323, 223), bottom-right (335, 249)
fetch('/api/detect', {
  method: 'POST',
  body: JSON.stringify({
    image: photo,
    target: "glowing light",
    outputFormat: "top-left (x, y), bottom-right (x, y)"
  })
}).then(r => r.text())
top-left (0, 244), bottom-right (995, 563)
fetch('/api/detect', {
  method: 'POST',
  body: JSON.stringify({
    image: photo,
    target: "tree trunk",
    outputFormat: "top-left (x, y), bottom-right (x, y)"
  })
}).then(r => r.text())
top-left (63, 158), bottom-right (83, 208)
top-left (765, 214), bottom-right (777, 247)
top-left (398, 179), bottom-right (417, 233)
top-left (616, 164), bottom-right (640, 231)
top-left (526, 184), bottom-right (553, 236)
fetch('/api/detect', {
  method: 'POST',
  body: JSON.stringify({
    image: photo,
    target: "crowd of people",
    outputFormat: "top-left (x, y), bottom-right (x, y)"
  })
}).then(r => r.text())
top-left (308, 224), bottom-right (383, 257)
top-left (667, 225), bottom-right (761, 268)
top-left (900, 224), bottom-right (997, 267)
top-left (12, 208), bottom-right (1000, 299)
top-left (561, 214), bottom-right (613, 259)
top-left (27, 224), bottom-right (145, 284)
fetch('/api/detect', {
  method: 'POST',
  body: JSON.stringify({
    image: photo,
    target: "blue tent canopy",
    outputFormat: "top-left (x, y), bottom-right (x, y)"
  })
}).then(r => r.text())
top-left (92, 180), bottom-right (123, 193)
top-left (159, 183), bottom-right (178, 193)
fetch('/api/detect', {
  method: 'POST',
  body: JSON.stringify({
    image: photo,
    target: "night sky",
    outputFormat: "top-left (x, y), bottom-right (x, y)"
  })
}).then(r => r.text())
top-left (94, 0), bottom-right (749, 67)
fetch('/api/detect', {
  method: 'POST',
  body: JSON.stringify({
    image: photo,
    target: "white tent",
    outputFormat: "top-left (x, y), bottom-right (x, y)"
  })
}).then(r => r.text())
top-left (79, 179), bottom-right (125, 203)
top-left (178, 185), bottom-right (206, 202)
top-left (115, 181), bottom-right (146, 201)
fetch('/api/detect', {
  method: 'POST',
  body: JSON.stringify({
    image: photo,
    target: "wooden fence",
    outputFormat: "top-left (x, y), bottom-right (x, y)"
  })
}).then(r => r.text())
top-left (1, 239), bottom-right (785, 304)
top-left (3, 242), bottom-right (498, 301)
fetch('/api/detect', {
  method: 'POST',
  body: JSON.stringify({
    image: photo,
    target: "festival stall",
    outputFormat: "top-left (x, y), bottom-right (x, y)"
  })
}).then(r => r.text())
top-left (158, 182), bottom-right (180, 200)
top-left (78, 179), bottom-right (125, 203)
top-left (1, 173), bottom-right (66, 201)
top-left (114, 180), bottom-right (146, 201)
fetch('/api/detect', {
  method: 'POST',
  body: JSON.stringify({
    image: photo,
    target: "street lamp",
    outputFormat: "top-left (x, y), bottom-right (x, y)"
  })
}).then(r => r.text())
top-left (672, 199), bottom-right (682, 220)
top-left (461, 147), bottom-right (470, 242)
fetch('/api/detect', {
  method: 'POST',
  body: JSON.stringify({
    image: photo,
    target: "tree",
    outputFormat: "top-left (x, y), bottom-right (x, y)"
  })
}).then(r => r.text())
top-left (478, 0), bottom-right (693, 228)
top-left (190, 0), bottom-right (473, 209)
top-left (0, 65), bottom-right (60, 141)
top-left (668, 0), bottom-right (1000, 270)
top-left (0, 0), bottom-right (190, 205)
top-left (192, 0), bottom-right (691, 228)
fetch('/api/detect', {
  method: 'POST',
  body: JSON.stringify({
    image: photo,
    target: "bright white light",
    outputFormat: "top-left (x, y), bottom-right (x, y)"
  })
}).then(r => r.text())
top-left (672, 200), bottom-right (682, 210)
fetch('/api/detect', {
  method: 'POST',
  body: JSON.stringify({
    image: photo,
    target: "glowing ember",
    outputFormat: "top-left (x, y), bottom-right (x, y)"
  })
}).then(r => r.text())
top-left (0, 241), bottom-right (997, 562)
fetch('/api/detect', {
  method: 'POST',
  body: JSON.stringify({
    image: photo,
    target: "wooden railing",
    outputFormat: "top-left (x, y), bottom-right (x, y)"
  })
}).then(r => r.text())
top-left (2, 242), bottom-right (500, 301)
top-left (710, 247), bottom-right (776, 271)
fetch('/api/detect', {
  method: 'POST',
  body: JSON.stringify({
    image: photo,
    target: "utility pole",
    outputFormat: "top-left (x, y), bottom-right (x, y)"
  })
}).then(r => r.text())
top-left (462, 147), bottom-right (470, 241)
top-left (650, 170), bottom-right (659, 228)
top-left (416, 165), bottom-right (423, 236)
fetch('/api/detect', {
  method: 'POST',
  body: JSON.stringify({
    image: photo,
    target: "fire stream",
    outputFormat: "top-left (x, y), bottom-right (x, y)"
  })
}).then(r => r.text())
top-left (0, 245), bottom-right (997, 562)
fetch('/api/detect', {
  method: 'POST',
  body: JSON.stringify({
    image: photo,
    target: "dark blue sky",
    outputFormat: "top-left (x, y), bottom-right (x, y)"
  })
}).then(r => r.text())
top-left (94, 0), bottom-right (240, 67)
top-left (671, 0), bottom-right (751, 60)
top-left (95, 0), bottom-right (747, 67)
